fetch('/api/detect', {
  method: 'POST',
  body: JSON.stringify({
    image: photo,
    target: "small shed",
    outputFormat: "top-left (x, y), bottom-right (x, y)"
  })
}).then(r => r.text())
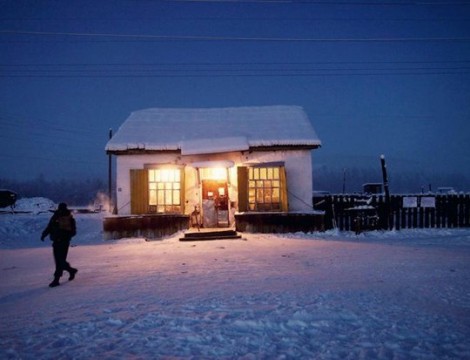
top-left (104, 106), bottom-right (323, 238)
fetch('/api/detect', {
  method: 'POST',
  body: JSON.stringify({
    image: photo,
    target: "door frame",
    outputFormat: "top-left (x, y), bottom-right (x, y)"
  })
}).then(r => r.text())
top-left (201, 179), bottom-right (229, 227)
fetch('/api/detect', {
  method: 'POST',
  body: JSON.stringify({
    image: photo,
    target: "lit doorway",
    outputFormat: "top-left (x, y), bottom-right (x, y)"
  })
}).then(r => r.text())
top-left (201, 180), bottom-right (229, 228)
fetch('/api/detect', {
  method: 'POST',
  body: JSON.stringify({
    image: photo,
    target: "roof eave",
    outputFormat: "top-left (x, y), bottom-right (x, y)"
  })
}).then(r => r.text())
top-left (106, 143), bottom-right (321, 156)
top-left (248, 144), bottom-right (321, 152)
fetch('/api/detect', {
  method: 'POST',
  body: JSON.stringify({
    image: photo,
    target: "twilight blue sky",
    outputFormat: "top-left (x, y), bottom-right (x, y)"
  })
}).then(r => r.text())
top-left (1, 0), bottom-right (469, 190)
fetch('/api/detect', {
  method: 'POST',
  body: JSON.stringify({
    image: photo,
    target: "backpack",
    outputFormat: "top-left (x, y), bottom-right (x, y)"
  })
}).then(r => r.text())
top-left (57, 215), bottom-right (75, 236)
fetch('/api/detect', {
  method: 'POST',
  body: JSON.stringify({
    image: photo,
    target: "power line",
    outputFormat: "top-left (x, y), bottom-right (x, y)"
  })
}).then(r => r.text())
top-left (0, 125), bottom-right (107, 148)
top-left (2, 60), bottom-right (470, 66)
top-left (1, 16), bottom-right (469, 21)
top-left (1, 60), bottom-right (469, 78)
top-left (1, 70), bottom-right (468, 78)
top-left (0, 117), bottom-right (99, 136)
top-left (0, 153), bottom-right (104, 165)
top-left (0, 128), bottom-right (106, 148)
top-left (152, 0), bottom-right (470, 4)
top-left (1, 71), bottom-right (468, 77)
top-left (0, 114), bottom-right (109, 151)
top-left (0, 114), bottom-right (103, 138)
top-left (1, 30), bottom-right (469, 42)
top-left (2, 66), bottom-right (469, 71)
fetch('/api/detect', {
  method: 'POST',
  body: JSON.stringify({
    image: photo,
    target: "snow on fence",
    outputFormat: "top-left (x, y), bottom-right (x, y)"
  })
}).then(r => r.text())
top-left (317, 194), bottom-right (470, 232)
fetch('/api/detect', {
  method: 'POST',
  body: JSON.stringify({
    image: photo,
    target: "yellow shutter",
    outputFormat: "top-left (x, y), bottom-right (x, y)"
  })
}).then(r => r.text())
top-left (130, 169), bottom-right (149, 215)
top-left (280, 166), bottom-right (289, 212)
top-left (237, 166), bottom-right (248, 212)
top-left (180, 167), bottom-right (185, 214)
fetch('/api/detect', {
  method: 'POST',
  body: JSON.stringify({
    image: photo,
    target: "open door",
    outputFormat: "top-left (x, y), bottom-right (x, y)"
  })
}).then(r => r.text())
top-left (201, 180), bottom-right (229, 227)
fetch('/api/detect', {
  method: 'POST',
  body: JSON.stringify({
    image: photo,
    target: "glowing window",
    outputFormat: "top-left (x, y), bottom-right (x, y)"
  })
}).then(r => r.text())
top-left (248, 167), bottom-right (281, 211)
top-left (148, 169), bottom-right (181, 213)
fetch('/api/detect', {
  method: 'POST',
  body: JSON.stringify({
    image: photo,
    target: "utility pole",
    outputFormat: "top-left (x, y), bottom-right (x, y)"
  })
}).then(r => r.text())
top-left (342, 168), bottom-right (346, 194)
top-left (380, 154), bottom-right (391, 229)
top-left (108, 129), bottom-right (113, 213)
top-left (380, 155), bottom-right (390, 202)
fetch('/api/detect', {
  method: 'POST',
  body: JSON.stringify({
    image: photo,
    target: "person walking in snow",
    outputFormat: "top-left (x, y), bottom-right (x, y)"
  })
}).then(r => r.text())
top-left (41, 202), bottom-right (78, 287)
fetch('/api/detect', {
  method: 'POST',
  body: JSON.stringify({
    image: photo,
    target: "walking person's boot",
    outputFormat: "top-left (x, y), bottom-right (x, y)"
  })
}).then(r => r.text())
top-left (68, 268), bottom-right (78, 281)
top-left (49, 276), bottom-right (60, 288)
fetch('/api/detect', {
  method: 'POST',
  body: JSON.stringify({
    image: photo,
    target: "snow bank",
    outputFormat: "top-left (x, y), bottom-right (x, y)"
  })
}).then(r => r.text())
top-left (12, 197), bottom-right (56, 214)
top-left (1, 212), bottom-right (469, 359)
top-left (0, 196), bottom-right (51, 213)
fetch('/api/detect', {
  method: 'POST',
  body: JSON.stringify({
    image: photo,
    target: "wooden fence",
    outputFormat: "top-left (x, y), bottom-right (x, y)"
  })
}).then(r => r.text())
top-left (103, 214), bottom-right (190, 240)
top-left (315, 194), bottom-right (470, 232)
top-left (235, 212), bottom-right (324, 233)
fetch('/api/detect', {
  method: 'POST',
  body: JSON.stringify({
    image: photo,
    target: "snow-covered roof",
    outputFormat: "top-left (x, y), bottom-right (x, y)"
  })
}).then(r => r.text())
top-left (106, 106), bottom-right (321, 155)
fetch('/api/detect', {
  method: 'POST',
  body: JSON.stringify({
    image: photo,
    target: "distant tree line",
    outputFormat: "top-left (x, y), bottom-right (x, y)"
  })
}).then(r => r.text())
top-left (314, 166), bottom-right (469, 194)
top-left (0, 175), bottom-right (107, 206)
top-left (1, 167), bottom-right (467, 207)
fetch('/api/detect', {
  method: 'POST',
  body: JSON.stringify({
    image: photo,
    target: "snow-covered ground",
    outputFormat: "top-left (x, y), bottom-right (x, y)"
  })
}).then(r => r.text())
top-left (1, 200), bottom-right (469, 359)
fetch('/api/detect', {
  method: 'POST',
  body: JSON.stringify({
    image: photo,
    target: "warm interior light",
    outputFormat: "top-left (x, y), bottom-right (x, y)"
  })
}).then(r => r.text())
top-left (201, 167), bottom-right (227, 181)
top-left (148, 168), bottom-right (181, 209)
top-left (157, 168), bottom-right (179, 182)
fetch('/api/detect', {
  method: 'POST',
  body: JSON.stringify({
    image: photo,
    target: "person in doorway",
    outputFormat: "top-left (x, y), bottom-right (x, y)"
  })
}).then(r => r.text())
top-left (41, 202), bottom-right (78, 287)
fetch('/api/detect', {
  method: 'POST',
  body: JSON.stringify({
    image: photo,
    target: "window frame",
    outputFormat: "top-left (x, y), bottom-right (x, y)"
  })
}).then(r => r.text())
top-left (130, 166), bottom-right (185, 215)
top-left (147, 167), bottom-right (184, 214)
top-left (238, 162), bottom-right (288, 213)
top-left (248, 166), bottom-right (282, 211)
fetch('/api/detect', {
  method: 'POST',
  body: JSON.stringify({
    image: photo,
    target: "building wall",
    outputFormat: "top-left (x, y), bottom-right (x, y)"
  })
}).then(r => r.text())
top-left (114, 149), bottom-right (313, 215)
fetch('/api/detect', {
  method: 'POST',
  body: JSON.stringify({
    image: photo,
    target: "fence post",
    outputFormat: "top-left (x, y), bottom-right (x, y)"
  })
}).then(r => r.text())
top-left (376, 195), bottom-right (385, 229)
top-left (412, 206), bottom-right (418, 228)
top-left (391, 195), bottom-right (400, 230)
top-left (429, 201), bottom-right (436, 228)
top-left (424, 205), bottom-right (431, 228)
top-left (464, 194), bottom-right (470, 227)
top-left (400, 197), bottom-right (406, 229)
top-left (436, 195), bottom-right (443, 228)
top-left (418, 198), bottom-right (424, 228)
top-left (324, 196), bottom-right (334, 230)
top-left (449, 195), bottom-right (457, 228)
top-left (458, 194), bottom-right (465, 227)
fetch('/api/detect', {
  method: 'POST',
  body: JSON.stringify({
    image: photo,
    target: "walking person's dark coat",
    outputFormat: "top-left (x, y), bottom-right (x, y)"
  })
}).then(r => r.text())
top-left (41, 203), bottom-right (78, 287)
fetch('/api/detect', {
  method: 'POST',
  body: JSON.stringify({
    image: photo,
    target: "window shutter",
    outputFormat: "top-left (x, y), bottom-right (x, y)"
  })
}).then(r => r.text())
top-left (130, 169), bottom-right (149, 215)
top-left (180, 168), bottom-right (185, 214)
top-left (237, 166), bottom-right (248, 212)
top-left (280, 166), bottom-right (289, 212)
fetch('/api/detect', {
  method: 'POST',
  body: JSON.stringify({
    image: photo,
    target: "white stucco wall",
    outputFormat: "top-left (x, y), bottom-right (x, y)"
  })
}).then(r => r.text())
top-left (114, 149), bottom-right (314, 215)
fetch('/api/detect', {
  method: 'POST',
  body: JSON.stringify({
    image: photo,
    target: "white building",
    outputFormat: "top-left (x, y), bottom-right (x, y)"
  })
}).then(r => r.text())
top-left (105, 106), bottom-right (322, 236)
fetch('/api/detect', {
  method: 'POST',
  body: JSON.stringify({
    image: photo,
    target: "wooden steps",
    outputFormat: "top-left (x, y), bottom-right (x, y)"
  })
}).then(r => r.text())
top-left (179, 229), bottom-right (242, 241)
